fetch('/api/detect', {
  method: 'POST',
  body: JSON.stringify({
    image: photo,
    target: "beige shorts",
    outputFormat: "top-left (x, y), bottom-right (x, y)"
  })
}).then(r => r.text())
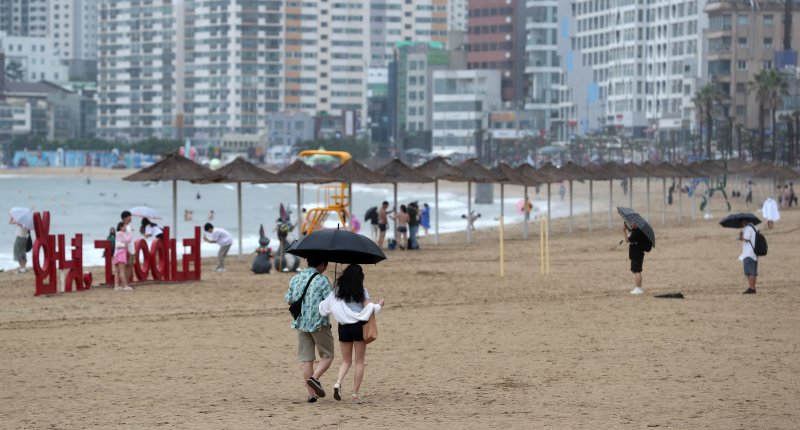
top-left (127, 252), bottom-right (135, 265)
top-left (297, 325), bottom-right (334, 362)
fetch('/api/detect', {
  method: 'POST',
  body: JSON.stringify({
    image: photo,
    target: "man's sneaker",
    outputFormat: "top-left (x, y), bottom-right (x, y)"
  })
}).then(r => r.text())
top-left (214, 267), bottom-right (226, 273)
top-left (743, 288), bottom-right (757, 295)
top-left (630, 287), bottom-right (644, 295)
top-left (306, 377), bottom-right (326, 398)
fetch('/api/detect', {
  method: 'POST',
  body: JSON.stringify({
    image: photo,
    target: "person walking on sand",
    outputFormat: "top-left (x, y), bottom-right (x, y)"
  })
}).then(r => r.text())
top-left (745, 181), bottom-right (753, 204)
top-left (285, 257), bottom-right (334, 403)
top-left (377, 201), bottom-right (390, 248)
top-left (738, 219), bottom-right (759, 294)
top-left (762, 197), bottom-right (780, 230)
top-left (391, 205), bottom-right (410, 250)
top-left (623, 222), bottom-right (651, 295)
top-left (203, 223), bottom-right (233, 272)
top-left (318, 264), bottom-right (384, 403)
top-left (113, 221), bottom-right (134, 291)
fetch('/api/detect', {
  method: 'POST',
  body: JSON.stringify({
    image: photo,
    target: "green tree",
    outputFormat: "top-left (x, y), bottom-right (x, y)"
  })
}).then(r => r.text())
top-left (691, 84), bottom-right (723, 158)
top-left (749, 69), bottom-right (789, 161)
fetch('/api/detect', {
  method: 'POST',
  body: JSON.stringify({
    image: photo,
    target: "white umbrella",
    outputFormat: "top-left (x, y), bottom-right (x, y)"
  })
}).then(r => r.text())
top-left (130, 206), bottom-right (162, 220)
top-left (9, 207), bottom-right (33, 230)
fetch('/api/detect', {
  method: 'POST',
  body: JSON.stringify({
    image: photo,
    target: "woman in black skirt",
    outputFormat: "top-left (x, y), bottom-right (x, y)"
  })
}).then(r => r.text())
top-left (320, 264), bottom-right (384, 402)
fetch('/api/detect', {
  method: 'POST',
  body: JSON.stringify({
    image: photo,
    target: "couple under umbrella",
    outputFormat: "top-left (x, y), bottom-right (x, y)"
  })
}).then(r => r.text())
top-left (284, 229), bottom-right (387, 403)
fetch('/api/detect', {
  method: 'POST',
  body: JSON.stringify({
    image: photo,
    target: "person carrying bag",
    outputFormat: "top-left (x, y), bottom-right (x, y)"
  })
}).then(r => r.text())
top-left (317, 264), bottom-right (385, 403)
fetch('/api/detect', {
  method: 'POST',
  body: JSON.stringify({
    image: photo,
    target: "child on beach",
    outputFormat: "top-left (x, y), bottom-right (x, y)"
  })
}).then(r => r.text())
top-left (113, 222), bottom-right (133, 291)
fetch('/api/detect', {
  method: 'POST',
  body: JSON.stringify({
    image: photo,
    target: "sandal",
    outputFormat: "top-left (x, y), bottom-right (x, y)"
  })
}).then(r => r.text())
top-left (351, 393), bottom-right (362, 403)
top-left (306, 396), bottom-right (318, 404)
top-left (333, 383), bottom-right (342, 401)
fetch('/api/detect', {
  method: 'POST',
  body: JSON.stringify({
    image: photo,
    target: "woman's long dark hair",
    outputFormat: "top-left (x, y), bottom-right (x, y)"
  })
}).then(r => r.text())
top-left (336, 264), bottom-right (365, 304)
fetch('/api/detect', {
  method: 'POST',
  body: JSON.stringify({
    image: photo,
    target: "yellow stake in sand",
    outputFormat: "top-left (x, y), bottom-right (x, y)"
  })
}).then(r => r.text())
top-left (499, 215), bottom-right (505, 277)
top-left (540, 216), bottom-right (551, 275)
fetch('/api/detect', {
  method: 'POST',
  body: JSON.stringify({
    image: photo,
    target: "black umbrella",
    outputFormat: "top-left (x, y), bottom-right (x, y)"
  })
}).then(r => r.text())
top-left (286, 229), bottom-right (387, 265)
top-left (719, 213), bottom-right (762, 229)
top-left (617, 207), bottom-right (656, 248)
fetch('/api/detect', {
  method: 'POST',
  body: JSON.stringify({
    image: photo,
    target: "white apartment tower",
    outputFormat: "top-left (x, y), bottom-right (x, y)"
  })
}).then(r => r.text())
top-left (97, 0), bottom-right (283, 141)
top-left (0, 0), bottom-right (98, 60)
top-left (571, 0), bottom-right (707, 136)
top-left (0, 0), bottom-right (49, 36)
top-left (448, 0), bottom-right (468, 32)
top-left (284, 0), bottom-right (368, 124)
top-left (369, 0), bottom-right (449, 67)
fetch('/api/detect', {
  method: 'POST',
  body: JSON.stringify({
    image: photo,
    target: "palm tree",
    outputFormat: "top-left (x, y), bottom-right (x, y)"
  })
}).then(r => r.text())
top-left (692, 84), bottom-right (722, 158)
top-left (749, 69), bottom-right (790, 161)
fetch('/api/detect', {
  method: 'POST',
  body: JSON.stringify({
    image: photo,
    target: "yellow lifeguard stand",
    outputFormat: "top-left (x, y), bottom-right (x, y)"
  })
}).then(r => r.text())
top-left (299, 150), bottom-right (352, 234)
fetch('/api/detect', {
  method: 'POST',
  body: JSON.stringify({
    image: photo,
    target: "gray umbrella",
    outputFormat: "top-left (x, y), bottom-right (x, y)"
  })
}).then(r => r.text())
top-left (617, 207), bottom-right (655, 248)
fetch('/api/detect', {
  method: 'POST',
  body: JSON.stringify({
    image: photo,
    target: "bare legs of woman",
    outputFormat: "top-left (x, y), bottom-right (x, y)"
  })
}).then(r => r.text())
top-left (114, 263), bottom-right (132, 291)
top-left (335, 340), bottom-right (367, 402)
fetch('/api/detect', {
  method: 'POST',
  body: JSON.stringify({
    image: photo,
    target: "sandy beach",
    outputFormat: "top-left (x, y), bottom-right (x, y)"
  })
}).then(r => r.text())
top-left (1, 186), bottom-right (798, 428)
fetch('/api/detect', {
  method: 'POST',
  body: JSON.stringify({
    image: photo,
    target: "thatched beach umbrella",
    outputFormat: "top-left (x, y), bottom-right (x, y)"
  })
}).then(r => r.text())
top-left (276, 160), bottom-right (336, 233)
top-left (621, 162), bottom-right (650, 210)
top-left (199, 157), bottom-right (280, 257)
top-left (514, 163), bottom-right (548, 239)
top-left (492, 162), bottom-right (536, 222)
top-left (558, 161), bottom-right (591, 234)
top-left (330, 159), bottom-right (386, 231)
top-left (457, 159), bottom-right (502, 243)
top-left (416, 157), bottom-right (468, 245)
top-left (534, 162), bottom-right (566, 235)
top-left (375, 159), bottom-right (432, 243)
top-left (123, 152), bottom-right (219, 235)
top-left (581, 163), bottom-right (604, 232)
top-left (592, 162), bottom-right (627, 229)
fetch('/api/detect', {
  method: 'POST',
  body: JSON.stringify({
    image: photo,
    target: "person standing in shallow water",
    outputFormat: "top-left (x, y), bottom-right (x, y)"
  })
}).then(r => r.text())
top-left (623, 222), bottom-right (651, 295)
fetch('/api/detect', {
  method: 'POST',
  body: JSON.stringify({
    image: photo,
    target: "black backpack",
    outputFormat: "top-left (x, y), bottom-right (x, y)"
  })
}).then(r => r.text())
top-left (748, 224), bottom-right (768, 257)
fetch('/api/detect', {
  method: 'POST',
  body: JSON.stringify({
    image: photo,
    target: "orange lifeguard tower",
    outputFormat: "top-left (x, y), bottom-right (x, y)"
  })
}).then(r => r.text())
top-left (299, 149), bottom-right (352, 234)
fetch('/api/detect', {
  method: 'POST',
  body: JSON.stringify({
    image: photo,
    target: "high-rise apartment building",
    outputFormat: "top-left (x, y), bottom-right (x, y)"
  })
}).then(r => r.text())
top-left (1, 0), bottom-right (97, 60)
top-left (466, 0), bottom-right (526, 105)
top-left (448, 0), bottom-right (468, 32)
top-left (571, 0), bottom-right (707, 138)
top-left (523, 0), bottom-right (566, 138)
top-left (369, 0), bottom-right (449, 68)
top-left (0, 0), bottom-right (49, 36)
top-left (706, 0), bottom-right (800, 130)
top-left (97, 0), bottom-right (283, 141)
top-left (284, 0), bottom-right (367, 126)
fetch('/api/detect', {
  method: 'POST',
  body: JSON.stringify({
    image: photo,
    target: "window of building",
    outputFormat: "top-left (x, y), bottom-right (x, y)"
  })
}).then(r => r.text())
top-left (762, 60), bottom-right (773, 69)
top-left (737, 60), bottom-right (747, 70)
top-left (763, 37), bottom-right (773, 48)
top-left (763, 15), bottom-right (773, 26)
top-left (737, 14), bottom-right (748, 25)
top-left (738, 37), bottom-right (747, 47)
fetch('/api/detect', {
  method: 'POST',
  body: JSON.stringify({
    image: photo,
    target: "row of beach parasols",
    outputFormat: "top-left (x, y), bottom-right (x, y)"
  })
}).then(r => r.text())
top-left (123, 152), bottom-right (800, 255)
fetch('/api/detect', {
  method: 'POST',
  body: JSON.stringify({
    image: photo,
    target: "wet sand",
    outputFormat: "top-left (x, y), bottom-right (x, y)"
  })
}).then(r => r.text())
top-left (1, 193), bottom-right (798, 428)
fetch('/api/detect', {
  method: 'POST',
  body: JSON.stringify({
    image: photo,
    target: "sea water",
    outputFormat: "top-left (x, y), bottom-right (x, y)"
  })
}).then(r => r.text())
top-left (0, 173), bottom-right (586, 270)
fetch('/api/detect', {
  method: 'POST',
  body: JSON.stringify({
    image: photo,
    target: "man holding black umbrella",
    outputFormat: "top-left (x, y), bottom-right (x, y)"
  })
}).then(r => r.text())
top-left (284, 257), bottom-right (334, 403)
top-left (623, 222), bottom-right (652, 295)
